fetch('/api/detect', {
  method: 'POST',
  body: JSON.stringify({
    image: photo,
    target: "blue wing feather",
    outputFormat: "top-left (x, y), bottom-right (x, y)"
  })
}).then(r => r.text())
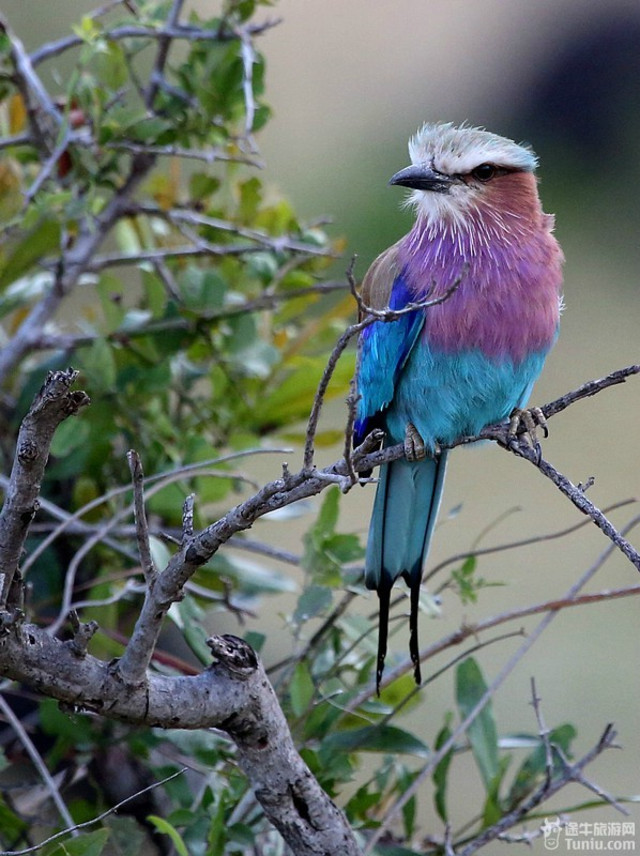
top-left (354, 271), bottom-right (424, 446)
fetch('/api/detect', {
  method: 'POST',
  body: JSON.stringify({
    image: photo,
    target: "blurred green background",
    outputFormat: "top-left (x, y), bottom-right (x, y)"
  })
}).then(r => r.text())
top-left (3, 0), bottom-right (640, 849)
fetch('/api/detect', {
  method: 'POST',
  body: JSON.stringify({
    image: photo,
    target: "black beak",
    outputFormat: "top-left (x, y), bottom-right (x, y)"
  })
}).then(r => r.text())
top-left (389, 164), bottom-right (453, 193)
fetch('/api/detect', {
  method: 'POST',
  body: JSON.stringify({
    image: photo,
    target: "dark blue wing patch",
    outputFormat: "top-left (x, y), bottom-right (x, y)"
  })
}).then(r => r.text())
top-left (354, 270), bottom-right (424, 446)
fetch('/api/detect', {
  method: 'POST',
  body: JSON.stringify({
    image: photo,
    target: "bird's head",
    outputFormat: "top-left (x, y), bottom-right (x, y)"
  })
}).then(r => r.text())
top-left (391, 122), bottom-right (542, 232)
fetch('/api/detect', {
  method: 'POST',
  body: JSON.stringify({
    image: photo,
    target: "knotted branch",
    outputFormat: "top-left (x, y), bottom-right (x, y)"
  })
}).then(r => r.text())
top-left (0, 369), bottom-right (89, 609)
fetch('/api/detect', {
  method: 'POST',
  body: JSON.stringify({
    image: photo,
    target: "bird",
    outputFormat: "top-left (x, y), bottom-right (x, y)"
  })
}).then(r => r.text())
top-left (354, 122), bottom-right (564, 692)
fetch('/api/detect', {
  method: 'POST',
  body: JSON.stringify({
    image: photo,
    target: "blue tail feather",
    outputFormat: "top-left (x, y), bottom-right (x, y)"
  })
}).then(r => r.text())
top-left (365, 451), bottom-right (448, 690)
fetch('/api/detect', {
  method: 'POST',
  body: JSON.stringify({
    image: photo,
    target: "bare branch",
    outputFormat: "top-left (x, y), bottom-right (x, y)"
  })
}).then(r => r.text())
top-left (0, 151), bottom-right (155, 386)
top-left (541, 363), bottom-right (640, 419)
top-left (0, 369), bottom-right (89, 608)
top-left (182, 493), bottom-right (195, 541)
top-left (351, 568), bottom-right (640, 707)
top-left (424, 498), bottom-right (637, 586)
top-left (0, 630), bottom-right (361, 856)
top-left (30, 20), bottom-right (281, 68)
top-left (0, 767), bottom-right (188, 856)
top-left (236, 23), bottom-right (258, 138)
top-left (127, 449), bottom-right (156, 582)
top-left (357, 366), bottom-right (640, 572)
top-left (101, 139), bottom-right (262, 166)
top-left (303, 261), bottom-right (464, 472)
top-left (459, 724), bottom-right (623, 856)
top-left (0, 14), bottom-right (61, 154)
top-left (144, 0), bottom-right (184, 109)
top-left (0, 692), bottom-right (76, 835)
top-left (501, 441), bottom-right (640, 570)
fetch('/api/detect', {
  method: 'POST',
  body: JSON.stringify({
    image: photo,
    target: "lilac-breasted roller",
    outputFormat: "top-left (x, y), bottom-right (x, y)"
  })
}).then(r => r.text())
top-left (354, 122), bottom-right (564, 690)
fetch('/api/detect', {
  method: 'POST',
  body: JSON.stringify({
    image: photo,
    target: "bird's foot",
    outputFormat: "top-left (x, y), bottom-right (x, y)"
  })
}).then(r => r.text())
top-left (404, 421), bottom-right (426, 461)
top-left (508, 406), bottom-right (548, 455)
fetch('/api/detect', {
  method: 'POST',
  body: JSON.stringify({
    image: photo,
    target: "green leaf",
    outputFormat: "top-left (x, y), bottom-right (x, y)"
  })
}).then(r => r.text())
top-left (506, 723), bottom-right (576, 808)
top-left (206, 795), bottom-right (227, 856)
top-left (321, 725), bottom-right (429, 758)
top-left (96, 272), bottom-right (126, 331)
top-left (433, 713), bottom-right (454, 822)
top-left (207, 551), bottom-right (297, 596)
top-left (456, 658), bottom-right (499, 792)
top-left (301, 488), bottom-right (363, 586)
top-left (178, 266), bottom-right (227, 312)
top-left (49, 829), bottom-right (110, 856)
top-left (0, 271), bottom-right (51, 318)
top-left (102, 816), bottom-right (145, 856)
top-left (147, 816), bottom-right (189, 856)
top-left (289, 661), bottom-right (315, 717)
top-left (316, 484), bottom-right (339, 533)
top-left (293, 583), bottom-right (332, 624)
top-left (256, 354), bottom-right (355, 428)
top-left (80, 337), bottom-right (117, 391)
top-left (0, 218), bottom-right (60, 290)
top-left (0, 795), bottom-right (27, 840)
top-left (92, 40), bottom-right (128, 89)
top-left (170, 595), bottom-right (211, 665)
top-left (50, 417), bottom-right (90, 458)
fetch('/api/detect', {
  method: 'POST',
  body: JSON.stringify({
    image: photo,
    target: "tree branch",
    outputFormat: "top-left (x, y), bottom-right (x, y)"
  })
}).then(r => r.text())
top-left (0, 152), bottom-right (155, 386)
top-left (0, 629), bottom-right (361, 856)
top-left (29, 21), bottom-right (281, 69)
top-left (0, 369), bottom-right (89, 609)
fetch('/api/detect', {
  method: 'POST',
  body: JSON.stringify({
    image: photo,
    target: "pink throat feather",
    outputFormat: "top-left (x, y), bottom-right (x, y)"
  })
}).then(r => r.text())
top-left (398, 176), bottom-right (564, 364)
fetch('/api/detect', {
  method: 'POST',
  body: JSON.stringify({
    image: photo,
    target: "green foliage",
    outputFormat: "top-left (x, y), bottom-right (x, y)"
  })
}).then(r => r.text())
top-left (449, 554), bottom-right (503, 605)
top-left (45, 829), bottom-right (110, 856)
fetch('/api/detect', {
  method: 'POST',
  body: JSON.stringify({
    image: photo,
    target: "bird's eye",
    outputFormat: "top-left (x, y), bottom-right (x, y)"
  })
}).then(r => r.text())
top-left (471, 163), bottom-right (496, 182)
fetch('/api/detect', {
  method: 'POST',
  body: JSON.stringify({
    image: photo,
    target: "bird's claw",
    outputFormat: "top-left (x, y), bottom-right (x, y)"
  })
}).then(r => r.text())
top-left (508, 406), bottom-right (548, 452)
top-left (404, 421), bottom-right (426, 461)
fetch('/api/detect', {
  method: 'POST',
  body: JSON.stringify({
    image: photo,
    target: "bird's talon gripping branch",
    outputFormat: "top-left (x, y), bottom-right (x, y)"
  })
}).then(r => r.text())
top-left (508, 406), bottom-right (548, 447)
top-left (404, 421), bottom-right (426, 461)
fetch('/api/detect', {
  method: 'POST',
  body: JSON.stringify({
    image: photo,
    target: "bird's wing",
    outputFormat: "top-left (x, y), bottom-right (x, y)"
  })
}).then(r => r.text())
top-left (354, 242), bottom-right (425, 445)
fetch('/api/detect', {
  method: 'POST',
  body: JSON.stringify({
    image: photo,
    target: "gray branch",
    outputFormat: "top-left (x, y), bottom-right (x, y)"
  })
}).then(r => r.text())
top-left (0, 369), bottom-right (89, 608)
top-left (0, 151), bottom-right (156, 386)
top-left (0, 625), bottom-right (361, 856)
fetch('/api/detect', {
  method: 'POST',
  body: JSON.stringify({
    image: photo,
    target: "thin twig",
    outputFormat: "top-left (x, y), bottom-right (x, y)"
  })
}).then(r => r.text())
top-left (127, 449), bottom-right (156, 582)
top-left (507, 442), bottom-right (640, 570)
top-left (30, 21), bottom-right (281, 68)
top-left (424, 498), bottom-right (637, 585)
top-left (459, 725), bottom-right (622, 856)
top-left (21, 447), bottom-right (290, 577)
top-left (101, 139), bottom-right (262, 166)
top-left (236, 24), bottom-right (257, 137)
top-left (144, 0), bottom-right (183, 109)
top-left (0, 767), bottom-right (187, 856)
top-left (0, 14), bottom-right (61, 154)
top-left (0, 693), bottom-right (76, 836)
top-left (540, 364), bottom-right (640, 420)
top-left (182, 493), bottom-right (195, 542)
top-left (24, 126), bottom-right (72, 202)
top-left (351, 578), bottom-right (640, 709)
top-left (530, 676), bottom-right (555, 789)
